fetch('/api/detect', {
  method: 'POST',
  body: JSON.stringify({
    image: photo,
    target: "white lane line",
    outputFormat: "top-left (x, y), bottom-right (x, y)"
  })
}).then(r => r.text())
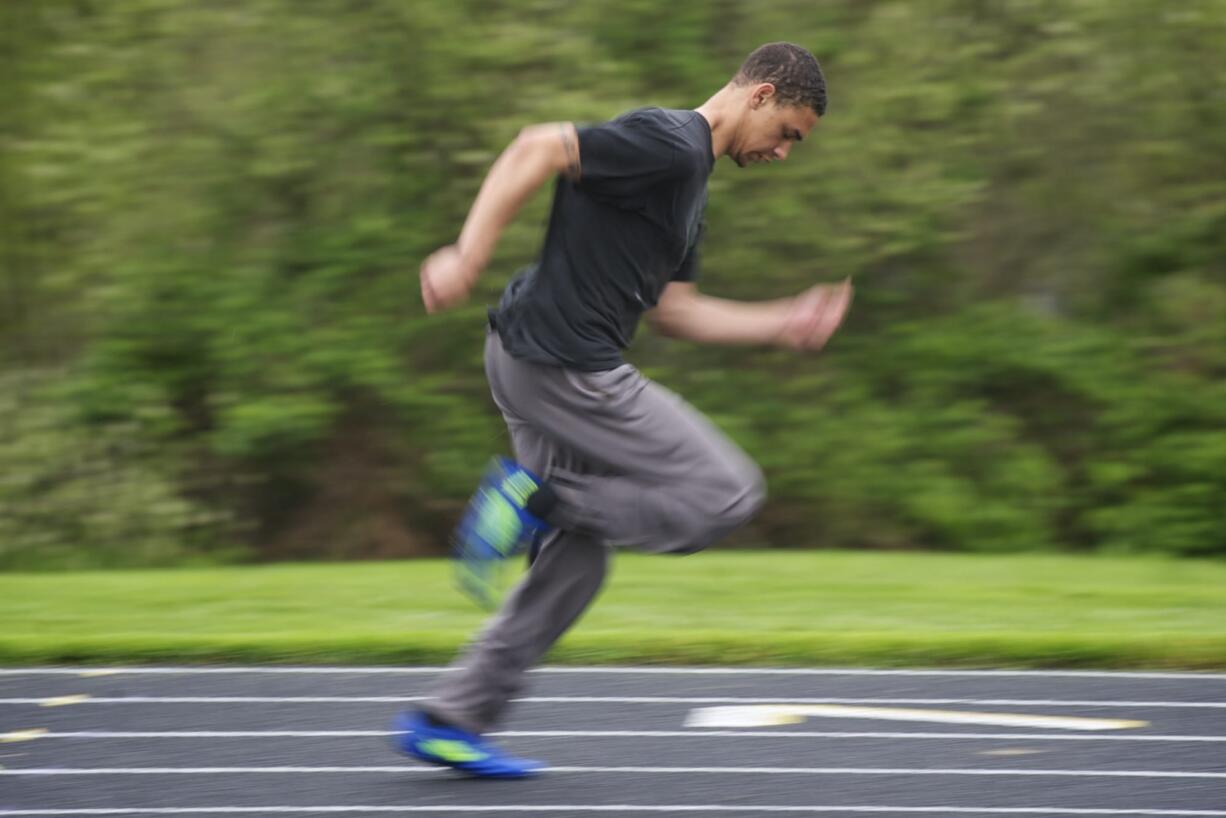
top-left (2, 766), bottom-right (1224, 779)
top-left (2, 695), bottom-right (1222, 708)
top-left (1, 807), bottom-right (1226, 816)
top-left (0, 696), bottom-right (428, 704)
top-left (3, 666), bottom-right (1226, 679)
top-left (490, 696), bottom-right (1226, 709)
top-left (685, 705), bottom-right (1146, 731)
top-left (0, 667), bottom-right (460, 676)
top-left (16, 729), bottom-right (1226, 742)
top-left (2, 807), bottom-right (1226, 817)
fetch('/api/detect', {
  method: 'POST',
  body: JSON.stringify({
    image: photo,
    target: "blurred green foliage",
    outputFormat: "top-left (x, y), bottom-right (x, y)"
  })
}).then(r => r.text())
top-left (1, 0), bottom-right (1223, 567)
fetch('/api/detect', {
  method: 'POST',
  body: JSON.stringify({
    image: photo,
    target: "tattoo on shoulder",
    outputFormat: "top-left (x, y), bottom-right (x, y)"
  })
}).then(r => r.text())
top-left (560, 124), bottom-right (580, 180)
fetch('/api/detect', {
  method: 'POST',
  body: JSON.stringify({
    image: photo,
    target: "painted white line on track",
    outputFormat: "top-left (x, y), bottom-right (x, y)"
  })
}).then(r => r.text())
top-left (475, 696), bottom-right (1226, 709)
top-left (1, 729), bottom-right (48, 743)
top-left (17, 729), bottom-right (1226, 742)
top-left (691, 706), bottom-right (1147, 730)
top-left (38, 695), bottom-right (90, 707)
top-left (685, 705), bottom-right (1146, 730)
top-left (1, 807), bottom-right (1226, 816)
top-left (3, 766), bottom-right (1225, 779)
top-left (2, 695), bottom-right (1222, 708)
top-left (0, 696), bottom-right (430, 704)
top-left (3, 666), bottom-right (1226, 680)
top-left (2, 807), bottom-right (1226, 817)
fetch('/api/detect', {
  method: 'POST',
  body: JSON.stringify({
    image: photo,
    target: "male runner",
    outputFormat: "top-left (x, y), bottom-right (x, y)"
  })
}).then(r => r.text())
top-left (395, 42), bottom-right (852, 778)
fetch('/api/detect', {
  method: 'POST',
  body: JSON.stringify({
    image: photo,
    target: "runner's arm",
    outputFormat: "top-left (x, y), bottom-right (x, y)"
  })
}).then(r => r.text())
top-left (456, 123), bottom-right (580, 272)
top-left (421, 123), bottom-right (579, 313)
top-left (649, 280), bottom-right (852, 350)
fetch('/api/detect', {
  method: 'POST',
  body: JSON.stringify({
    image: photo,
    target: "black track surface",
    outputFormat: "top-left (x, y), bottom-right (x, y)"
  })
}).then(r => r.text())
top-left (2, 666), bottom-right (1224, 816)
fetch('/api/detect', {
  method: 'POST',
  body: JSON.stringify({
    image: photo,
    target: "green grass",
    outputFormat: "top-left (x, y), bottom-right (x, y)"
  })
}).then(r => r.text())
top-left (2, 550), bottom-right (1225, 668)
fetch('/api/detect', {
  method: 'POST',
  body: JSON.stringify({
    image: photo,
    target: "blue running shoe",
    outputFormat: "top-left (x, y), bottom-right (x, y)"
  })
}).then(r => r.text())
top-left (392, 710), bottom-right (544, 778)
top-left (453, 457), bottom-right (551, 609)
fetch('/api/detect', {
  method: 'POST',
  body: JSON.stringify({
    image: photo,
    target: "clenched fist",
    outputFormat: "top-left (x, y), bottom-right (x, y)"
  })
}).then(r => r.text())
top-left (420, 245), bottom-right (480, 314)
top-left (778, 277), bottom-right (854, 352)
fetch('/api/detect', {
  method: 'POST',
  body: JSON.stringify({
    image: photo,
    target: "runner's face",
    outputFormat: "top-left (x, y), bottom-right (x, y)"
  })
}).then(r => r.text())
top-left (734, 96), bottom-right (819, 168)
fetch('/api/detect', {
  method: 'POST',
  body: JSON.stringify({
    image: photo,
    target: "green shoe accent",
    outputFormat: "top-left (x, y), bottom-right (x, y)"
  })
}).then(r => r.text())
top-left (418, 738), bottom-right (490, 763)
top-left (500, 470), bottom-right (539, 506)
top-left (473, 488), bottom-right (521, 556)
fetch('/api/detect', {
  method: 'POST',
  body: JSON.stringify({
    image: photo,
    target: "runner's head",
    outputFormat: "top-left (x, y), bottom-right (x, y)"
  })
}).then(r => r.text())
top-left (727, 42), bottom-right (825, 168)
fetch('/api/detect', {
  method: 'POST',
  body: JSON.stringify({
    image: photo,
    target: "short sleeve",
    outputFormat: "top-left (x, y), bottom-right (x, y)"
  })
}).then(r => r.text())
top-left (673, 221), bottom-right (705, 283)
top-left (576, 113), bottom-right (679, 203)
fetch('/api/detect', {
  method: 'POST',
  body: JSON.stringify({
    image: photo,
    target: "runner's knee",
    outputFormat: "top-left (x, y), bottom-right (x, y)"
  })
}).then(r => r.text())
top-left (671, 461), bottom-right (766, 554)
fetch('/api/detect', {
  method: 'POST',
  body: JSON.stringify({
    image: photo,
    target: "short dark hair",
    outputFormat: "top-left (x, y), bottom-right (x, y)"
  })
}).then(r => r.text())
top-left (733, 42), bottom-right (827, 116)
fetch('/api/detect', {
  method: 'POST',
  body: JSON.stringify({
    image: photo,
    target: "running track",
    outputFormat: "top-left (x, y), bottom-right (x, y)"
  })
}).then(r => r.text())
top-left (1, 666), bottom-right (1224, 816)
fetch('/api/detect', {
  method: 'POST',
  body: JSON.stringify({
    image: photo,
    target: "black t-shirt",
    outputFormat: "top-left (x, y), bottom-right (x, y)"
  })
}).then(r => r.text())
top-left (490, 107), bottom-right (714, 371)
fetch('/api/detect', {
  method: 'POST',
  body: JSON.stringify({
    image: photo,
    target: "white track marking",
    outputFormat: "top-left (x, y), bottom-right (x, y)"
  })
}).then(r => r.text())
top-left (14, 729), bottom-right (1226, 742)
top-left (685, 705), bottom-right (1146, 730)
top-left (2, 766), bottom-right (1225, 779)
top-left (37, 695), bottom-right (91, 707)
top-left (1, 696), bottom-right (428, 704)
top-left (0, 729), bottom-right (47, 743)
top-left (504, 696), bottom-right (1226, 709)
top-left (2, 807), bottom-right (1226, 816)
top-left (2, 695), bottom-right (1221, 708)
top-left (2, 666), bottom-right (1225, 680)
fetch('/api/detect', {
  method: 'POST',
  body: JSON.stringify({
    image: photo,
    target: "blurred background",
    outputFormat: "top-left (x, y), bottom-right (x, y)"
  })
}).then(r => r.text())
top-left (2, 0), bottom-right (1224, 571)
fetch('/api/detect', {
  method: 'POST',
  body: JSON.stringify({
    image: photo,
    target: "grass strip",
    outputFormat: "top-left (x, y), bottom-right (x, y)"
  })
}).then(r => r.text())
top-left (3, 551), bottom-right (1224, 668)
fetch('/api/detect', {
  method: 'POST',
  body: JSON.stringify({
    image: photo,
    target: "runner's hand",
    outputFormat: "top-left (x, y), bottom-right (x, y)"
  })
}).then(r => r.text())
top-left (778, 278), bottom-right (853, 352)
top-left (421, 245), bottom-right (480, 314)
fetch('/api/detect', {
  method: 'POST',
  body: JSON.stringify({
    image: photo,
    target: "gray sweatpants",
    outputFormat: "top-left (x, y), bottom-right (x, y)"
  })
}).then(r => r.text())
top-left (422, 331), bottom-right (766, 733)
